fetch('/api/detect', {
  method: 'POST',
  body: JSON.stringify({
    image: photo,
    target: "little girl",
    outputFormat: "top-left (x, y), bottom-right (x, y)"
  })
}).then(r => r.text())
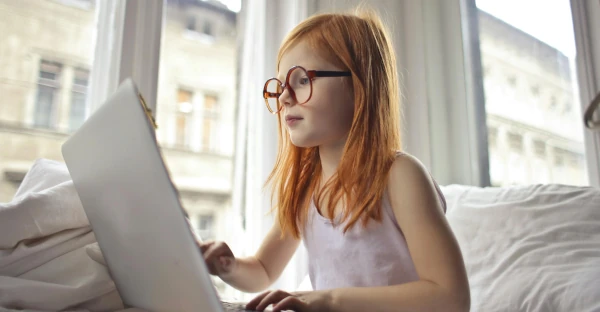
top-left (199, 9), bottom-right (470, 312)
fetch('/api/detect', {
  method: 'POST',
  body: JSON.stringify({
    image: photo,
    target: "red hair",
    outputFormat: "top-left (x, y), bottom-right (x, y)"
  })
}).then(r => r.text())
top-left (266, 9), bottom-right (402, 238)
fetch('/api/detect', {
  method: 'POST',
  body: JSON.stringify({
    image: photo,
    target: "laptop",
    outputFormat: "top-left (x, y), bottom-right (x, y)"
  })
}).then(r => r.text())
top-left (62, 78), bottom-right (257, 312)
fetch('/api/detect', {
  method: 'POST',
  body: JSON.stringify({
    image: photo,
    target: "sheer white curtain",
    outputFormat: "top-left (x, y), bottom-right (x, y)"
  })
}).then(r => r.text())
top-left (231, 0), bottom-right (309, 296)
top-left (87, 0), bottom-right (125, 113)
top-left (88, 0), bottom-right (163, 115)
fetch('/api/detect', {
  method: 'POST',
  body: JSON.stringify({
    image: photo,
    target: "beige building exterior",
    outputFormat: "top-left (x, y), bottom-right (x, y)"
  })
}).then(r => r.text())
top-left (0, 0), bottom-right (239, 246)
top-left (479, 10), bottom-right (587, 186)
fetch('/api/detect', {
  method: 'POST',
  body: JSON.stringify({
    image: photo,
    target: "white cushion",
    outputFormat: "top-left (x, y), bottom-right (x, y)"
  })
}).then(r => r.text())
top-left (442, 184), bottom-right (600, 312)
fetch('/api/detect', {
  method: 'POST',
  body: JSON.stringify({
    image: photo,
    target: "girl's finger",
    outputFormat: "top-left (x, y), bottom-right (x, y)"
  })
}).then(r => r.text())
top-left (272, 296), bottom-right (306, 312)
top-left (245, 290), bottom-right (272, 310)
top-left (255, 290), bottom-right (292, 311)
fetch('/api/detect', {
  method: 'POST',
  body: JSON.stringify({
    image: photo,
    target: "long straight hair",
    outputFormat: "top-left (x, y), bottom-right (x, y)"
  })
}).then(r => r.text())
top-left (266, 9), bottom-right (402, 238)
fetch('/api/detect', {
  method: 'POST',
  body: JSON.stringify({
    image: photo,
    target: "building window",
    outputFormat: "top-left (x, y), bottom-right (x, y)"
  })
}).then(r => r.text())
top-left (202, 20), bottom-right (214, 37)
top-left (185, 16), bottom-right (213, 38)
top-left (195, 214), bottom-right (214, 241)
top-left (508, 132), bottom-right (523, 153)
top-left (34, 60), bottom-right (62, 129)
top-left (507, 75), bottom-right (517, 87)
top-left (568, 152), bottom-right (582, 168)
top-left (175, 89), bottom-right (194, 148)
top-left (554, 148), bottom-right (565, 167)
top-left (69, 68), bottom-right (89, 131)
top-left (533, 140), bottom-right (546, 158)
top-left (202, 94), bottom-right (219, 152)
top-left (549, 95), bottom-right (558, 110)
top-left (186, 16), bottom-right (196, 31)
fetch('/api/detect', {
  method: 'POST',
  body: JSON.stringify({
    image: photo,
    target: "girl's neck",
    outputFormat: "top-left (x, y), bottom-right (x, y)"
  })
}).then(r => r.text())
top-left (318, 136), bottom-right (347, 182)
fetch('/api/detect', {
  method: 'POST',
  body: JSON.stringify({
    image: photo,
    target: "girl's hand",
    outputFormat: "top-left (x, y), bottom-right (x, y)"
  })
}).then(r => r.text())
top-left (198, 240), bottom-right (237, 277)
top-left (245, 289), bottom-right (332, 312)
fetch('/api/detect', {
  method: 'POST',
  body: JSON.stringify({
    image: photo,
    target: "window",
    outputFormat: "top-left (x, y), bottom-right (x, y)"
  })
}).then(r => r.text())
top-left (202, 94), bottom-right (219, 152)
top-left (195, 214), bottom-right (215, 241)
top-left (549, 95), bottom-right (558, 110)
top-left (158, 0), bottom-right (239, 296)
top-left (185, 15), bottom-right (214, 38)
top-left (34, 60), bottom-right (62, 129)
top-left (476, 0), bottom-right (588, 186)
top-left (202, 20), bottom-right (214, 37)
top-left (0, 0), bottom-right (97, 203)
top-left (69, 68), bottom-right (90, 131)
top-left (533, 140), bottom-right (546, 158)
top-left (175, 89), bottom-right (193, 148)
top-left (507, 75), bottom-right (517, 87)
top-left (568, 152), bottom-right (582, 168)
top-left (554, 148), bottom-right (565, 167)
top-left (186, 16), bottom-right (197, 31)
top-left (508, 132), bottom-right (523, 153)
top-left (33, 62), bottom-right (90, 132)
top-left (166, 88), bottom-right (220, 151)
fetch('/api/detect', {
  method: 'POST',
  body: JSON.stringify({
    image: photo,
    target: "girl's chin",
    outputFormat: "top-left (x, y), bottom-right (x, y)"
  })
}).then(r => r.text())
top-left (289, 133), bottom-right (318, 148)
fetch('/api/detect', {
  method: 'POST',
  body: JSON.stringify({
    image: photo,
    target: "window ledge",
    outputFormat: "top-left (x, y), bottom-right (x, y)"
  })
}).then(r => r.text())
top-left (0, 121), bottom-right (70, 139)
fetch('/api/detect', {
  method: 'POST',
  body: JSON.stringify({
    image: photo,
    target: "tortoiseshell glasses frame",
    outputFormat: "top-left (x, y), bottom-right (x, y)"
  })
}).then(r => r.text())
top-left (262, 65), bottom-right (351, 114)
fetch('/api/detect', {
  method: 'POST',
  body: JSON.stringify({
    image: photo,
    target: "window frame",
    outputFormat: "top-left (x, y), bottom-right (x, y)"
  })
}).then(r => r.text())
top-left (398, 0), bottom-right (600, 186)
top-left (34, 60), bottom-right (63, 129)
top-left (83, 0), bottom-right (600, 298)
top-left (570, 0), bottom-right (600, 187)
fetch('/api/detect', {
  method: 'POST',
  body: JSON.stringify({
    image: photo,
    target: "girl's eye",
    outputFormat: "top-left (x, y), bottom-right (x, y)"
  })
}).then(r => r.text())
top-left (299, 77), bottom-right (310, 85)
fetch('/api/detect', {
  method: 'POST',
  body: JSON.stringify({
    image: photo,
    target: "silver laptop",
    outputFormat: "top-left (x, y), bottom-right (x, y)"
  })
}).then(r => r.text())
top-left (62, 78), bottom-right (254, 312)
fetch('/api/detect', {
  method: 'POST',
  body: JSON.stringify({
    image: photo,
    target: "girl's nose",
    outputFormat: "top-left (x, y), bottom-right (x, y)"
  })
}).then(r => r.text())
top-left (279, 86), bottom-right (295, 107)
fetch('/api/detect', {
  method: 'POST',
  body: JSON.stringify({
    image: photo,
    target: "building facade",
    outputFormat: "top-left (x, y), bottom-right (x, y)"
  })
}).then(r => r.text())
top-left (479, 10), bottom-right (587, 186)
top-left (0, 0), bottom-right (239, 246)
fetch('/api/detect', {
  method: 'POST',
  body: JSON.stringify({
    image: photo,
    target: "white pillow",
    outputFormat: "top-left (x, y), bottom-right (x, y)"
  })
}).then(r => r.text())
top-left (442, 184), bottom-right (600, 312)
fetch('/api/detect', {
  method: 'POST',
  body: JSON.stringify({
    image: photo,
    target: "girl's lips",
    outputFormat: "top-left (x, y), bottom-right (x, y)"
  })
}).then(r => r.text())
top-left (286, 118), bottom-right (303, 126)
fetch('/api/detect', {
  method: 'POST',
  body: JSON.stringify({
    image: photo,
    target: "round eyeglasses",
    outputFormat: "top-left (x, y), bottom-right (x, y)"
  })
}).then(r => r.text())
top-left (262, 65), bottom-right (351, 114)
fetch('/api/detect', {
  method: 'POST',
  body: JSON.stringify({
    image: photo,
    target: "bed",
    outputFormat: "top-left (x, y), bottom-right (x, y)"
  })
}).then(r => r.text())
top-left (2, 159), bottom-right (600, 311)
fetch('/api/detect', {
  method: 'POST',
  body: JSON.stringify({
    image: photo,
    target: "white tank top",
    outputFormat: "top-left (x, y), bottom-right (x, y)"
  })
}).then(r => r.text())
top-left (302, 176), bottom-right (446, 290)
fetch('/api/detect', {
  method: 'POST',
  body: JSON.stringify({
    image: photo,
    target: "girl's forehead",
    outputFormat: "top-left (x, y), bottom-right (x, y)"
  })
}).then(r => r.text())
top-left (277, 41), bottom-right (329, 78)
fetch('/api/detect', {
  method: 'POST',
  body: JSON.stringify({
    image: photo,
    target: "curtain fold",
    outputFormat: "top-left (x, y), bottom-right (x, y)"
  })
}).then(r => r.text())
top-left (87, 0), bottom-right (125, 114)
top-left (230, 0), bottom-right (309, 298)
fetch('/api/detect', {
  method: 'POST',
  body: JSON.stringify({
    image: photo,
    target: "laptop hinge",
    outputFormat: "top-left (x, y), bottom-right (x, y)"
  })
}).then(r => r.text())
top-left (138, 93), bottom-right (158, 129)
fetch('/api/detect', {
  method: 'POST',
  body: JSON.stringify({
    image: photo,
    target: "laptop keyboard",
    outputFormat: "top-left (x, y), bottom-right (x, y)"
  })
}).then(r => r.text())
top-left (221, 301), bottom-right (260, 311)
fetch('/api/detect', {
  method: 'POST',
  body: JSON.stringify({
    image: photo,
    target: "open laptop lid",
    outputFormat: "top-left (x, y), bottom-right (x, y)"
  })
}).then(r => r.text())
top-left (62, 78), bottom-right (223, 311)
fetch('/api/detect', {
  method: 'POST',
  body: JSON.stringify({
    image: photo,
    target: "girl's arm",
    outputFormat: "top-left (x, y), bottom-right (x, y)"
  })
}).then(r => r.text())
top-left (328, 154), bottom-right (470, 312)
top-left (221, 220), bottom-right (301, 293)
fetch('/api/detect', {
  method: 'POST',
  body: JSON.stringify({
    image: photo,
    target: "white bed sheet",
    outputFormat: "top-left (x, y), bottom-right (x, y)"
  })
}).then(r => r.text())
top-left (0, 159), bottom-right (126, 312)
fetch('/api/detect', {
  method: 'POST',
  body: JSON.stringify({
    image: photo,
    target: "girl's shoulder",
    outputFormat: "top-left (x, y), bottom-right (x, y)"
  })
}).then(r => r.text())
top-left (387, 150), bottom-right (447, 213)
